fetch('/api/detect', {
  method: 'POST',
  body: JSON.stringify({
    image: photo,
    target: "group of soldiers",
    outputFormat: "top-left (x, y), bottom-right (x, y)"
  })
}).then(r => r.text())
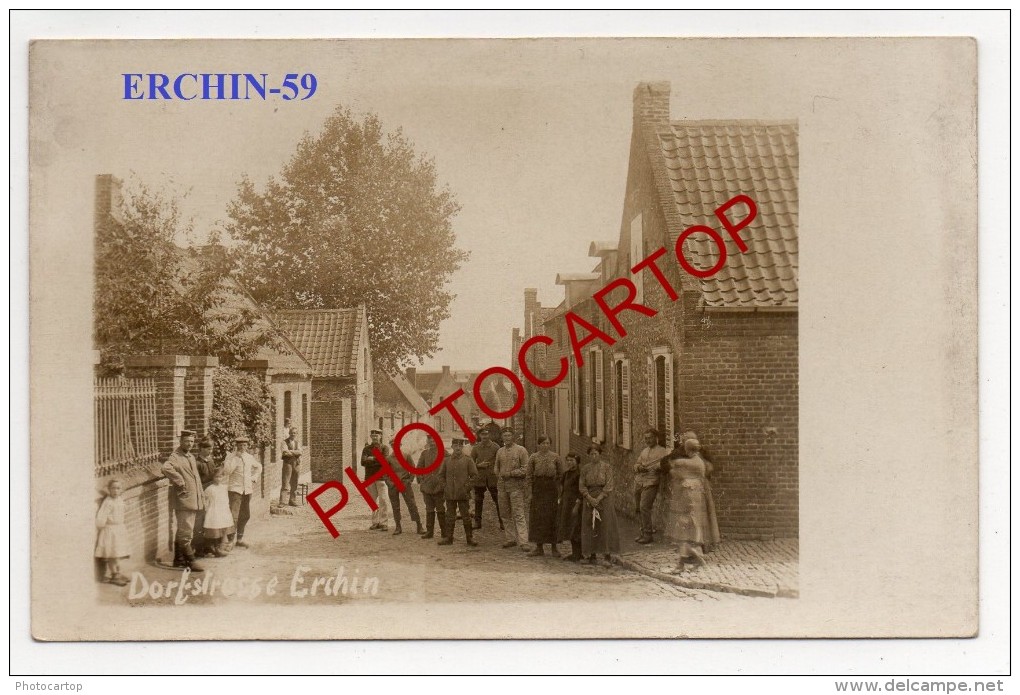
top-left (359, 424), bottom-right (531, 549)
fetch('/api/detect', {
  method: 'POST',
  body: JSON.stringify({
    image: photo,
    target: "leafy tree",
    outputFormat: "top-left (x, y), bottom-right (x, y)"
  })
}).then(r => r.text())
top-left (94, 177), bottom-right (275, 373)
top-left (227, 106), bottom-right (467, 375)
top-left (208, 366), bottom-right (275, 461)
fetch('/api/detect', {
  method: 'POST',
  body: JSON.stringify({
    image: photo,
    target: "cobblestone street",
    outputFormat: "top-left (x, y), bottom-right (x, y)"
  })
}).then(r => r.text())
top-left (110, 488), bottom-right (762, 607)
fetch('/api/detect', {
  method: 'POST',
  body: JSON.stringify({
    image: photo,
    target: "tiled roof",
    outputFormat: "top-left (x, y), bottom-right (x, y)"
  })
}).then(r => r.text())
top-left (375, 373), bottom-right (431, 416)
top-left (272, 307), bottom-right (365, 379)
top-left (412, 371), bottom-right (445, 399)
top-left (176, 247), bottom-right (313, 376)
top-left (657, 120), bottom-right (798, 308)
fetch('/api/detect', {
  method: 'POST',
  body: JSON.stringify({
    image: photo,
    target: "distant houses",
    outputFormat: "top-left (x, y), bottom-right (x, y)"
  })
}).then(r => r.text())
top-left (514, 81), bottom-right (799, 541)
top-left (272, 308), bottom-right (374, 482)
top-left (404, 366), bottom-right (515, 442)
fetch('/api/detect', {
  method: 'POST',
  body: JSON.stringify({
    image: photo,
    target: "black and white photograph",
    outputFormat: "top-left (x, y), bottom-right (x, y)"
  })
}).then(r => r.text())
top-left (21, 18), bottom-right (994, 664)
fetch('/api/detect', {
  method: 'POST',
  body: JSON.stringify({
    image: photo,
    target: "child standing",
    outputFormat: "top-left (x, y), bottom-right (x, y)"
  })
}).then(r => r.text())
top-left (202, 467), bottom-right (235, 557)
top-left (95, 479), bottom-right (129, 586)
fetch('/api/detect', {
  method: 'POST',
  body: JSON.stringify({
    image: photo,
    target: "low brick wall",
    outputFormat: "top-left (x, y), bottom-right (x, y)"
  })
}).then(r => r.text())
top-left (95, 467), bottom-right (173, 575)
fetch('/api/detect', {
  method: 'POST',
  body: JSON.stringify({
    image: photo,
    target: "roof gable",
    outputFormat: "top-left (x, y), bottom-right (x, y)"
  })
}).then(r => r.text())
top-left (176, 247), bottom-right (312, 375)
top-left (656, 120), bottom-right (798, 308)
top-left (272, 307), bottom-right (366, 379)
top-left (375, 372), bottom-right (431, 417)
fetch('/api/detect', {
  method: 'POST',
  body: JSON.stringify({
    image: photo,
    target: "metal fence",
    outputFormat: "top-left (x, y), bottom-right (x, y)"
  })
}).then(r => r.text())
top-left (94, 376), bottom-right (160, 478)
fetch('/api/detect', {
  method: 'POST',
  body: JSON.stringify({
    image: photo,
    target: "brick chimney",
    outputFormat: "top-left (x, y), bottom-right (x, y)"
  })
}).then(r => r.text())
top-left (633, 81), bottom-right (671, 130)
top-left (94, 173), bottom-right (124, 233)
top-left (405, 366), bottom-right (416, 386)
top-left (524, 288), bottom-right (539, 339)
top-left (442, 365), bottom-right (451, 376)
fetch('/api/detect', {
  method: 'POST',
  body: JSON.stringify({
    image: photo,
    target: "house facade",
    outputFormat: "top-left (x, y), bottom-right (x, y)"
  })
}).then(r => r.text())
top-left (274, 307), bottom-right (374, 482)
top-left (519, 81), bottom-right (798, 541)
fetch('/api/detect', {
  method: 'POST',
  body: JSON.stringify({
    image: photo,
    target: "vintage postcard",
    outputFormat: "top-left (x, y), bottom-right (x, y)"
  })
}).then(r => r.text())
top-left (28, 36), bottom-right (977, 640)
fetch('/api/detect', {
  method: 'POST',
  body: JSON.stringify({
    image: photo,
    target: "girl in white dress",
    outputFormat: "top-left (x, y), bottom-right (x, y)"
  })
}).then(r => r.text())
top-left (202, 467), bottom-right (235, 556)
top-left (95, 479), bottom-right (129, 585)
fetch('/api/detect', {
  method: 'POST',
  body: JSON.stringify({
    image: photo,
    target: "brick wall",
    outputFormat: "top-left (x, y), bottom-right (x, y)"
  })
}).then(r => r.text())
top-left (183, 357), bottom-right (216, 437)
top-left (310, 379), bottom-right (356, 482)
top-left (676, 293), bottom-right (798, 539)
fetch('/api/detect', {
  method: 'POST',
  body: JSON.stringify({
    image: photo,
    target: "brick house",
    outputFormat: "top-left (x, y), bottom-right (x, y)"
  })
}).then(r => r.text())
top-left (273, 307), bottom-right (374, 482)
top-left (522, 81), bottom-right (798, 541)
top-left (406, 366), bottom-right (513, 443)
top-left (373, 371), bottom-right (433, 440)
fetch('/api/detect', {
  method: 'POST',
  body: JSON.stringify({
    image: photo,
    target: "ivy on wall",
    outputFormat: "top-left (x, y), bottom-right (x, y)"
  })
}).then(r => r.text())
top-left (209, 367), bottom-right (275, 460)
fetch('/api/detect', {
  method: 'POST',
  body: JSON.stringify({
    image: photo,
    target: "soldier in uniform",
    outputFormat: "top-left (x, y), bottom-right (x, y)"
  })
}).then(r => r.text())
top-left (385, 437), bottom-right (423, 536)
top-left (160, 430), bottom-right (205, 572)
top-left (416, 437), bottom-right (446, 540)
top-left (470, 425), bottom-right (503, 531)
top-left (360, 429), bottom-right (390, 531)
top-left (438, 438), bottom-right (478, 547)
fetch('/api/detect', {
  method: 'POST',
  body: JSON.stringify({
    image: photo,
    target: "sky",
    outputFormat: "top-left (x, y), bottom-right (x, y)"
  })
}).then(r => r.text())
top-left (32, 38), bottom-right (810, 373)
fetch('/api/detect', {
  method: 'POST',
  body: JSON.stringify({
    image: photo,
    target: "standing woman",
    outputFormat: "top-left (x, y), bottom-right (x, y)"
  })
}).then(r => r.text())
top-left (579, 441), bottom-right (621, 565)
top-left (667, 433), bottom-right (721, 573)
top-left (526, 436), bottom-right (563, 557)
top-left (557, 452), bottom-right (584, 562)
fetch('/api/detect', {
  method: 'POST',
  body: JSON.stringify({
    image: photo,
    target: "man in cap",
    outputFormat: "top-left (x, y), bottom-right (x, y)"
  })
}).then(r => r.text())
top-left (416, 436), bottom-right (445, 540)
top-left (360, 429), bottom-right (390, 531)
top-left (495, 427), bottom-right (531, 551)
top-left (160, 430), bottom-right (205, 571)
top-left (385, 436), bottom-right (423, 536)
top-left (470, 424), bottom-right (503, 531)
top-left (193, 435), bottom-right (219, 557)
top-left (633, 429), bottom-right (670, 544)
top-left (223, 435), bottom-right (262, 550)
top-left (438, 438), bottom-right (478, 546)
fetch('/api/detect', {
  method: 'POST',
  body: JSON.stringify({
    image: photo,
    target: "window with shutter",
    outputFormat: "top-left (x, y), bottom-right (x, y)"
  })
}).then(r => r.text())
top-left (584, 358), bottom-right (592, 438)
top-left (621, 358), bottom-right (632, 449)
top-left (611, 357), bottom-right (620, 445)
top-left (593, 347), bottom-right (604, 442)
top-left (651, 346), bottom-right (675, 446)
top-left (570, 366), bottom-right (578, 434)
top-left (646, 355), bottom-right (655, 428)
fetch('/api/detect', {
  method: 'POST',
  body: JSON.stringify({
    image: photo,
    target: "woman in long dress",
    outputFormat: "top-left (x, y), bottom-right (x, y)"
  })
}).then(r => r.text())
top-left (579, 442), bottom-right (620, 565)
top-left (668, 434), bottom-right (721, 573)
top-left (557, 452), bottom-right (584, 562)
top-left (527, 436), bottom-right (563, 557)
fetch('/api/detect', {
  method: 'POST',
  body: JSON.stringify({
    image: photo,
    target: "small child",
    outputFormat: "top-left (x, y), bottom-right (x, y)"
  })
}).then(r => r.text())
top-left (201, 467), bottom-right (234, 557)
top-left (95, 479), bottom-right (129, 586)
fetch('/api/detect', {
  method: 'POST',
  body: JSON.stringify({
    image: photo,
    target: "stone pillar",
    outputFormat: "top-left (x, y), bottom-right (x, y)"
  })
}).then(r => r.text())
top-left (183, 356), bottom-right (219, 437)
top-left (123, 355), bottom-right (189, 459)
